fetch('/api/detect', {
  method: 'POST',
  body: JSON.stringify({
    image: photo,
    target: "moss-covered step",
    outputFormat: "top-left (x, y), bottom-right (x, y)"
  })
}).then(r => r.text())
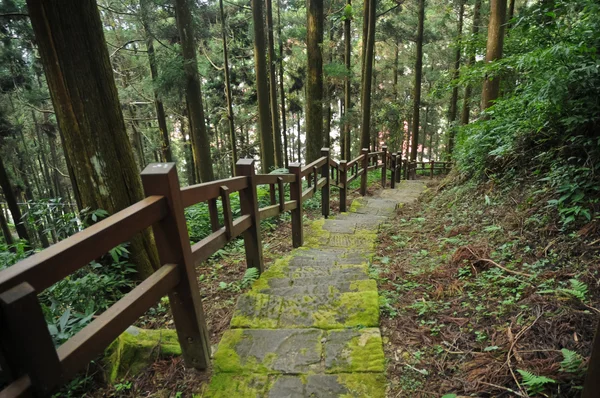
top-left (324, 328), bottom-right (385, 373)
top-left (213, 328), bottom-right (323, 374)
top-left (263, 267), bottom-right (369, 289)
top-left (231, 290), bottom-right (379, 329)
top-left (290, 247), bottom-right (371, 265)
top-left (201, 373), bottom-right (387, 397)
top-left (104, 326), bottom-right (181, 383)
top-left (258, 279), bottom-right (377, 297)
top-left (334, 212), bottom-right (387, 230)
top-left (322, 219), bottom-right (358, 234)
top-left (327, 233), bottom-right (377, 250)
top-left (213, 327), bottom-right (384, 375)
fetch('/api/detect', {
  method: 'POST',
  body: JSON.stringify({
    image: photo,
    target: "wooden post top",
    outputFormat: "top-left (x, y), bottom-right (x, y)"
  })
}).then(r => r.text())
top-left (320, 147), bottom-right (330, 154)
top-left (141, 162), bottom-right (176, 175)
top-left (288, 162), bottom-right (301, 169)
top-left (236, 158), bottom-right (254, 166)
top-left (361, 148), bottom-right (369, 154)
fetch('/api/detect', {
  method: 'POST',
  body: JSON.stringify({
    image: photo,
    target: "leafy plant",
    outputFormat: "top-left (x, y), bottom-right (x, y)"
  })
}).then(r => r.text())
top-left (560, 348), bottom-right (584, 374)
top-left (517, 369), bottom-right (556, 395)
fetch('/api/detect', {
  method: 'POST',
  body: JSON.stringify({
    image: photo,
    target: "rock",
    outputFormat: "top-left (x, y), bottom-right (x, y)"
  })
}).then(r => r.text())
top-left (104, 326), bottom-right (181, 383)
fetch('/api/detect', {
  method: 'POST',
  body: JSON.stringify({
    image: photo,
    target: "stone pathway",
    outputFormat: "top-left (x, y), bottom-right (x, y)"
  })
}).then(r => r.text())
top-left (202, 181), bottom-right (426, 397)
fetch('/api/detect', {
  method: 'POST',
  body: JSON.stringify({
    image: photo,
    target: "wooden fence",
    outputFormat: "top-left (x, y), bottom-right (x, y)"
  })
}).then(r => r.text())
top-left (0, 145), bottom-right (459, 396)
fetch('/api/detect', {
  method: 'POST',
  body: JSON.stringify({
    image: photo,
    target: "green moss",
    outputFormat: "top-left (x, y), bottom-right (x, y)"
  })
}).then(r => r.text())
top-left (212, 329), bottom-right (245, 372)
top-left (199, 374), bottom-right (269, 397)
top-left (306, 291), bottom-right (380, 329)
top-left (304, 218), bottom-right (330, 248)
top-left (327, 329), bottom-right (385, 373)
top-left (230, 292), bottom-right (281, 328)
top-left (250, 256), bottom-right (291, 292)
top-left (104, 327), bottom-right (181, 383)
top-left (349, 198), bottom-right (366, 213)
top-left (338, 373), bottom-right (387, 398)
top-left (349, 279), bottom-right (377, 292)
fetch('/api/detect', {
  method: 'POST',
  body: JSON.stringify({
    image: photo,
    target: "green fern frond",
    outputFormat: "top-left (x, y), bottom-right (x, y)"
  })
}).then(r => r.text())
top-left (560, 348), bottom-right (583, 373)
top-left (517, 369), bottom-right (556, 395)
top-left (240, 267), bottom-right (260, 288)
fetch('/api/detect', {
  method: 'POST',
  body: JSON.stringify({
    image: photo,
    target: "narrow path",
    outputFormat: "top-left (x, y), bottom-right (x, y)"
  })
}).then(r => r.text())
top-left (202, 181), bottom-right (426, 397)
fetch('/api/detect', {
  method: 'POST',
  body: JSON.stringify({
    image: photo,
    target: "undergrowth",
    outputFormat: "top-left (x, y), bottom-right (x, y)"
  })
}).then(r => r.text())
top-left (375, 176), bottom-right (599, 397)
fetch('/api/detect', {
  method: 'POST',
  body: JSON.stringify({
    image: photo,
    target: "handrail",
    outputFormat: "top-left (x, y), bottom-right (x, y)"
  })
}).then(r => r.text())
top-left (0, 196), bottom-right (168, 293)
top-left (181, 176), bottom-right (247, 207)
top-left (300, 156), bottom-right (327, 177)
top-left (0, 144), bottom-right (453, 397)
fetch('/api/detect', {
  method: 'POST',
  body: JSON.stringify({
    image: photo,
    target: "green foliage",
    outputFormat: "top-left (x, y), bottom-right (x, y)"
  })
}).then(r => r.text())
top-left (560, 349), bottom-right (584, 374)
top-left (455, 0), bottom-right (600, 228)
top-left (516, 369), bottom-right (556, 395)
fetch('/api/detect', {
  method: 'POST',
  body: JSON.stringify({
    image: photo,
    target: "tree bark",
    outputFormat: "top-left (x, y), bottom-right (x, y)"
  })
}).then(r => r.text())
top-left (0, 155), bottom-right (29, 242)
top-left (342, 0), bottom-right (352, 160)
top-left (252, 0), bottom-right (276, 172)
top-left (481, 0), bottom-right (507, 110)
top-left (305, 0), bottom-right (324, 162)
top-left (360, 0), bottom-right (376, 151)
top-left (219, 0), bottom-right (238, 175)
top-left (266, 0), bottom-right (283, 167)
top-left (277, 0), bottom-right (288, 168)
top-left (27, 0), bottom-right (159, 278)
top-left (447, 0), bottom-right (464, 156)
top-left (461, 0), bottom-right (481, 125)
top-left (0, 203), bottom-right (14, 249)
top-left (410, 0), bottom-right (425, 161)
top-left (175, 0), bottom-right (215, 182)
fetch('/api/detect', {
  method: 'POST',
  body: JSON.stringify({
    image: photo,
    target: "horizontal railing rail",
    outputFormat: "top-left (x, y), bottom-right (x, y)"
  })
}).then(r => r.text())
top-left (0, 144), bottom-right (449, 397)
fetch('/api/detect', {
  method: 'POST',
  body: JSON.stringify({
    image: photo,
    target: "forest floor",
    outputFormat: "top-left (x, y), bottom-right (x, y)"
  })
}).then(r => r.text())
top-left (376, 175), bottom-right (599, 397)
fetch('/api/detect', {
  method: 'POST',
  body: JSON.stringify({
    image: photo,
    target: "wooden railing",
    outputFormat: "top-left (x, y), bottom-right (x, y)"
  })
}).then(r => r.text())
top-left (0, 146), bottom-right (393, 397)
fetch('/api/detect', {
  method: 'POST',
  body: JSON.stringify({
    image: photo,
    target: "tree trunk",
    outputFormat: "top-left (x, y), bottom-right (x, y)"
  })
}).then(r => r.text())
top-left (410, 0), bottom-right (425, 161)
top-left (297, 113), bottom-right (301, 162)
top-left (0, 156), bottom-right (29, 242)
top-left (461, 0), bottom-right (481, 125)
top-left (27, 0), bottom-right (159, 278)
top-left (447, 0), bottom-right (464, 156)
top-left (175, 0), bottom-right (215, 182)
top-left (252, 0), bottom-right (276, 172)
top-left (141, 2), bottom-right (172, 163)
top-left (507, 0), bottom-right (515, 29)
top-left (481, 0), bottom-right (507, 110)
top-left (342, 0), bottom-right (352, 160)
top-left (0, 203), bottom-right (14, 249)
top-left (47, 129), bottom-right (66, 200)
top-left (305, 0), bottom-right (324, 162)
top-left (266, 0), bottom-right (283, 167)
top-left (219, 0), bottom-right (238, 175)
top-left (360, 0), bottom-right (376, 151)
top-left (277, 0), bottom-right (289, 168)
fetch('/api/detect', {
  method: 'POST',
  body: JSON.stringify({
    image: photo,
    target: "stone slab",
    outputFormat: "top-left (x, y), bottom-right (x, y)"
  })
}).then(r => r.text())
top-left (267, 374), bottom-right (387, 398)
top-left (265, 267), bottom-right (368, 289)
top-left (231, 293), bottom-right (282, 329)
top-left (324, 328), bottom-right (385, 373)
top-left (328, 233), bottom-right (376, 249)
top-left (201, 373), bottom-right (269, 397)
top-left (259, 279), bottom-right (377, 296)
top-left (322, 219), bottom-right (357, 234)
top-left (277, 291), bottom-right (379, 329)
top-left (213, 329), bottom-right (323, 374)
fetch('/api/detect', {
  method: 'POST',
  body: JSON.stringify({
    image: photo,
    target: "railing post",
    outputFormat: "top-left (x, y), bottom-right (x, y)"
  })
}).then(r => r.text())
top-left (430, 161), bottom-right (435, 179)
top-left (584, 322), bottom-right (600, 397)
top-left (390, 153), bottom-right (396, 189)
top-left (360, 148), bottom-right (368, 196)
top-left (381, 146), bottom-right (387, 187)
top-left (403, 159), bottom-right (409, 181)
top-left (235, 159), bottom-right (264, 273)
top-left (396, 157), bottom-right (402, 183)
top-left (321, 148), bottom-right (330, 218)
top-left (141, 163), bottom-right (210, 370)
top-left (339, 160), bottom-right (348, 212)
top-left (0, 282), bottom-right (61, 395)
top-left (289, 162), bottom-right (303, 247)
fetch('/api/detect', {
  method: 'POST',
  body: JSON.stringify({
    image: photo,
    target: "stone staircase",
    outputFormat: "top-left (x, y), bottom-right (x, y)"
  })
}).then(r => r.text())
top-left (201, 181), bottom-right (426, 397)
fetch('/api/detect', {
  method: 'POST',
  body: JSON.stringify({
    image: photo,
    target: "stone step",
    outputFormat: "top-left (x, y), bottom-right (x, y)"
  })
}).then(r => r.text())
top-left (202, 373), bottom-right (386, 397)
top-left (257, 279), bottom-right (377, 296)
top-left (213, 328), bottom-right (385, 375)
top-left (230, 291), bottom-right (379, 329)
top-left (334, 213), bottom-right (387, 229)
top-left (264, 267), bottom-right (369, 289)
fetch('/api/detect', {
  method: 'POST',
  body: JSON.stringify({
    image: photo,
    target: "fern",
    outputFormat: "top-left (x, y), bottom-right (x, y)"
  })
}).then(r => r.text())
top-left (560, 348), bottom-right (583, 374)
top-left (517, 369), bottom-right (556, 395)
top-left (240, 268), bottom-right (260, 289)
top-left (559, 279), bottom-right (588, 301)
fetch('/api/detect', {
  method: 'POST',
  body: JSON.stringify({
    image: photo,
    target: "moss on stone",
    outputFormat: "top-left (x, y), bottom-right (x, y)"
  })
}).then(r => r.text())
top-left (326, 329), bottom-right (385, 373)
top-left (304, 218), bottom-right (330, 248)
top-left (349, 279), bottom-right (377, 292)
top-left (250, 256), bottom-right (291, 292)
top-left (337, 373), bottom-right (387, 398)
top-left (199, 374), bottom-right (269, 397)
top-left (230, 292), bottom-right (281, 328)
top-left (348, 198), bottom-right (366, 213)
top-left (104, 327), bottom-right (181, 383)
